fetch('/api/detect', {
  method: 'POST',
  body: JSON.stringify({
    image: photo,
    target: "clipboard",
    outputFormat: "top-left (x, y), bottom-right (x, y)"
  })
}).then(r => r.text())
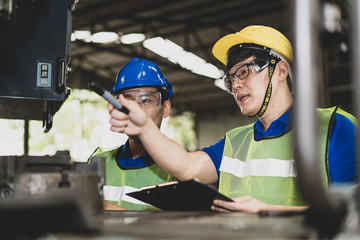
top-left (126, 179), bottom-right (233, 211)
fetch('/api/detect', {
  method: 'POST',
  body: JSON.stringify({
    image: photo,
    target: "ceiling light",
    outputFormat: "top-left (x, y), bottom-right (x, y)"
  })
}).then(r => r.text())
top-left (143, 37), bottom-right (223, 80)
top-left (214, 79), bottom-right (227, 91)
top-left (121, 33), bottom-right (146, 44)
top-left (92, 32), bottom-right (119, 43)
top-left (71, 31), bottom-right (119, 43)
top-left (143, 37), bottom-right (169, 58)
top-left (72, 30), bottom-right (92, 42)
top-left (71, 33), bottom-right (76, 41)
top-left (179, 52), bottom-right (206, 71)
top-left (192, 64), bottom-right (223, 79)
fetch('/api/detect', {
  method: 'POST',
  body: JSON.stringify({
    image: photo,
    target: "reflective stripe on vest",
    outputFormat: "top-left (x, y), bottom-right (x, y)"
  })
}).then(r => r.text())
top-left (93, 147), bottom-right (174, 210)
top-left (103, 185), bottom-right (151, 206)
top-left (220, 156), bottom-right (297, 178)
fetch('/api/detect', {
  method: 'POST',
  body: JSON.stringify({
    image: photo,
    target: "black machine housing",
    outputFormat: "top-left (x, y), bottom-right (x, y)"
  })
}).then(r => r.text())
top-left (0, 0), bottom-right (74, 131)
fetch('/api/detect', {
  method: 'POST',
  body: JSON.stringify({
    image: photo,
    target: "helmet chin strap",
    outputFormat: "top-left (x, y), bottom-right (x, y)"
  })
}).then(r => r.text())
top-left (249, 53), bottom-right (281, 118)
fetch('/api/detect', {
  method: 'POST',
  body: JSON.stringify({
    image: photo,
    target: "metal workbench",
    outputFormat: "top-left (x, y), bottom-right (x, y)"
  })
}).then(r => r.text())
top-left (51, 210), bottom-right (316, 240)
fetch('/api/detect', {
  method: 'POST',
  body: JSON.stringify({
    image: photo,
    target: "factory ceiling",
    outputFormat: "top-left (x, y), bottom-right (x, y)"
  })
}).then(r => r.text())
top-left (68, 0), bottom-right (295, 115)
top-left (69, 0), bottom-right (354, 115)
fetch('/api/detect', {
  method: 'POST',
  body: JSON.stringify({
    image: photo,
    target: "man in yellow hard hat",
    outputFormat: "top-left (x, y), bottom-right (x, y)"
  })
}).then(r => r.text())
top-left (107, 25), bottom-right (358, 213)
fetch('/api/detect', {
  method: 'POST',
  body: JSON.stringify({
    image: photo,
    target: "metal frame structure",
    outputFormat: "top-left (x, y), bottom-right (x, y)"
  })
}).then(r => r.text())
top-left (294, 0), bottom-right (359, 237)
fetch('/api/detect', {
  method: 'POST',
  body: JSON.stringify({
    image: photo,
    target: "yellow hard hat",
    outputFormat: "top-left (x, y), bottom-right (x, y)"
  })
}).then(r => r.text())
top-left (212, 25), bottom-right (293, 65)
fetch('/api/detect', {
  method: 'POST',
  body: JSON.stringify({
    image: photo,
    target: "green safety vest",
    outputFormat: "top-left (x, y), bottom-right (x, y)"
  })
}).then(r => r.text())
top-left (94, 147), bottom-right (174, 211)
top-left (219, 106), bottom-right (357, 206)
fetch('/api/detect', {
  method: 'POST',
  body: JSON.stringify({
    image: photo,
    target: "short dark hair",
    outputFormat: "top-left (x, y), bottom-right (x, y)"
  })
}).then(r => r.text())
top-left (226, 45), bottom-right (293, 93)
top-left (227, 46), bottom-right (269, 72)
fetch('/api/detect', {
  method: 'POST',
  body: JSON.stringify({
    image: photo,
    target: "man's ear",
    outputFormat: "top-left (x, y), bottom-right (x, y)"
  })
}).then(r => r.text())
top-left (276, 60), bottom-right (289, 83)
top-left (162, 100), bottom-right (171, 118)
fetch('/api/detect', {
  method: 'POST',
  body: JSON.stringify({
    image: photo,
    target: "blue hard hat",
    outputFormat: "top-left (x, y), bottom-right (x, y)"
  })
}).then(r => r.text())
top-left (111, 57), bottom-right (173, 98)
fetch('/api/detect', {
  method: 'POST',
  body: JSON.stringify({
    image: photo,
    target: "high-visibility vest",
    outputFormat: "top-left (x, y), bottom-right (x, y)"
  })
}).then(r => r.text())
top-left (94, 148), bottom-right (174, 211)
top-left (219, 106), bottom-right (357, 206)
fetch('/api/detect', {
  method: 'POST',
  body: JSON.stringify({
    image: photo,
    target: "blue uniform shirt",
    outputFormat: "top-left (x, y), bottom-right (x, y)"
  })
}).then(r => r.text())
top-left (202, 108), bottom-right (358, 184)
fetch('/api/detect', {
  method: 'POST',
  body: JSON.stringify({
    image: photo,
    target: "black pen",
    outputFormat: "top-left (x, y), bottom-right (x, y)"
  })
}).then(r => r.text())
top-left (89, 81), bottom-right (129, 114)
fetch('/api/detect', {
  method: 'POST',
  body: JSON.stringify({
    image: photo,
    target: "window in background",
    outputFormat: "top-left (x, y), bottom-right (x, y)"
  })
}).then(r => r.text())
top-left (0, 89), bottom-right (196, 162)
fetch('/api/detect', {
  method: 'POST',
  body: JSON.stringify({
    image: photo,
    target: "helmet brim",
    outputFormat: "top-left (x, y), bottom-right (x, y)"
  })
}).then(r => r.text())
top-left (212, 33), bottom-right (254, 66)
top-left (212, 26), bottom-right (293, 65)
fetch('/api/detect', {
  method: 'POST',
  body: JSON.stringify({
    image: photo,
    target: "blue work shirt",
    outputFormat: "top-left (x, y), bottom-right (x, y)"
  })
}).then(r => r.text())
top-left (202, 108), bottom-right (358, 184)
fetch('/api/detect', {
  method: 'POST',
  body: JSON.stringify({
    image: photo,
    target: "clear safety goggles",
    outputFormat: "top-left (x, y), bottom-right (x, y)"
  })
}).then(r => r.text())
top-left (224, 59), bottom-right (269, 91)
top-left (116, 89), bottom-right (162, 108)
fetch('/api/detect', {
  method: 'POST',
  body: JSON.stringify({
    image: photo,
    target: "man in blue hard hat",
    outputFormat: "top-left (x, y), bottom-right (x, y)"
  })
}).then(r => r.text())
top-left (90, 57), bottom-right (175, 211)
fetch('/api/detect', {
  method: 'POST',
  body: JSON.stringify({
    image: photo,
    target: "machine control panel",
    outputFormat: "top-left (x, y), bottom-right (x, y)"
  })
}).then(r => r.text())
top-left (37, 62), bottom-right (52, 88)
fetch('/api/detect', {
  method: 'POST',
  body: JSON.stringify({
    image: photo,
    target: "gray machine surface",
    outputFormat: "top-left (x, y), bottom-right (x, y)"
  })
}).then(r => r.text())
top-left (0, 155), bottom-right (105, 238)
top-left (46, 211), bottom-right (316, 239)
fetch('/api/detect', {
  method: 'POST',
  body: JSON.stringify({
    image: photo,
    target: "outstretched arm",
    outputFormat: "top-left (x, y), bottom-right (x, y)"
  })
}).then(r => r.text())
top-left (108, 95), bottom-right (218, 184)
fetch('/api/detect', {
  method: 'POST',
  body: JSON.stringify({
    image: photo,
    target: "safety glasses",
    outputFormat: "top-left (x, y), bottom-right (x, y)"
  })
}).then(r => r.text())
top-left (116, 89), bottom-right (162, 108)
top-left (224, 59), bottom-right (269, 91)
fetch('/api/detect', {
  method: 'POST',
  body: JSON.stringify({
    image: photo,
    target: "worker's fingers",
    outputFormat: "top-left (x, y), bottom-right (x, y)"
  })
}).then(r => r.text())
top-left (109, 124), bottom-right (127, 133)
top-left (211, 205), bottom-right (230, 212)
top-left (117, 94), bottom-right (141, 114)
top-left (118, 94), bottom-right (148, 127)
top-left (212, 199), bottom-right (239, 211)
top-left (107, 94), bottom-right (148, 135)
top-left (213, 196), bottom-right (269, 213)
top-left (107, 102), bottom-right (114, 112)
top-left (108, 95), bottom-right (139, 120)
top-left (107, 94), bottom-right (138, 116)
top-left (109, 116), bottom-right (128, 128)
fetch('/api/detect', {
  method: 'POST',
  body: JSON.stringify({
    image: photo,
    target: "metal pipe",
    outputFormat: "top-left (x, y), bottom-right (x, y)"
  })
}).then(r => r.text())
top-left (349, 0), bottom-right (360, 229)
top-left (23, 119), bottom-right (29, 156)
top-left (349, 0), bottom-right (360, 182)
top-left (294, 0), bottom-right (347, 232)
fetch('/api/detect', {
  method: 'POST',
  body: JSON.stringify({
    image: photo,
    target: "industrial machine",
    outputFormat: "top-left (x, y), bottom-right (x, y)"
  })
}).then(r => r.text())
top-left (0, 155), bottom-right (104, 237)
top-left (0, 0), bottom-right (74, 132)
top-left (0, 0), bottom-right (105, 237)
top-left (293, 0), bottom-right (360, 238)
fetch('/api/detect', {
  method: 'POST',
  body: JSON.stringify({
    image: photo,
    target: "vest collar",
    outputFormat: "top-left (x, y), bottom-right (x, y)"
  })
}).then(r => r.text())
top-left (116, 140), bottom-right (155, 169)
top-left (253, 107), bottom-right (293, 140)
